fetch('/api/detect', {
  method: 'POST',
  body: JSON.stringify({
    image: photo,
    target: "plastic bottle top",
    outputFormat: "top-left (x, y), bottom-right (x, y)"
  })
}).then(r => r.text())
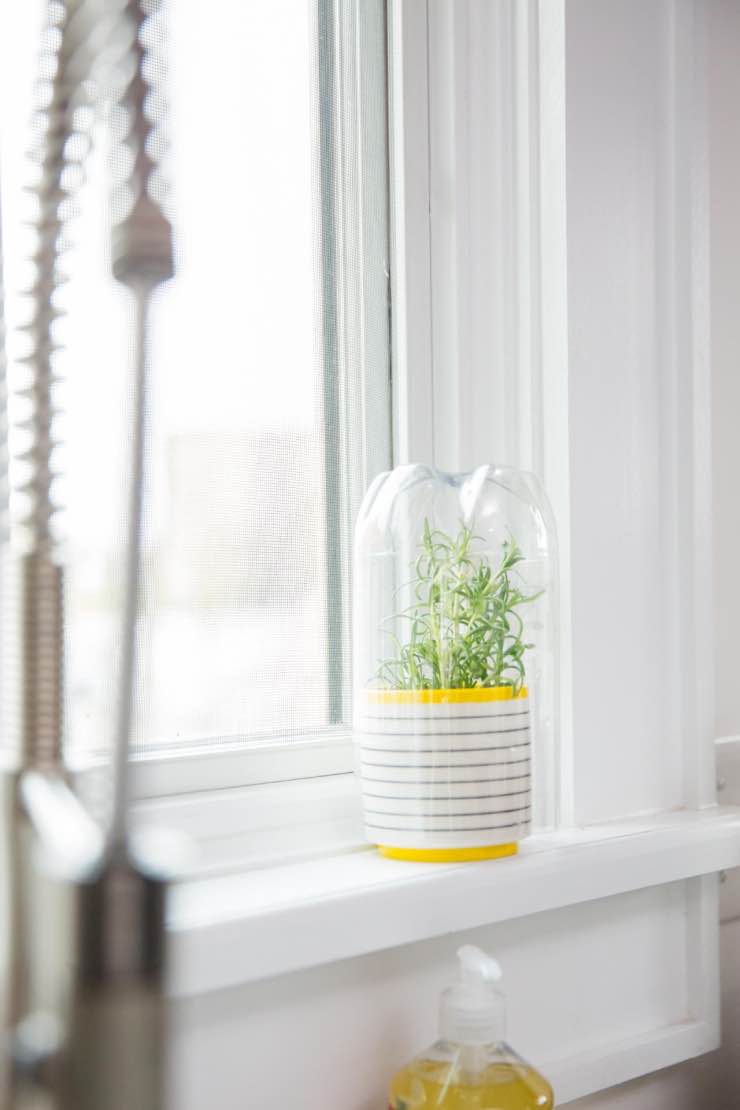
top-left (439, 945), bottom-right (506, 1045)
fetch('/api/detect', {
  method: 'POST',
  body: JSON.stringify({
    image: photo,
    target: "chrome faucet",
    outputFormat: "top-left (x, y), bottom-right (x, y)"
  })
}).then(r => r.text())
top-left (1, 2), bottom-right (174, 1107)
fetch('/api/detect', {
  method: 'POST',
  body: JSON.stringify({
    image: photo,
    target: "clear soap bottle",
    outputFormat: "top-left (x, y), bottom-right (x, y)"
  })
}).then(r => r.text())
top-left (389, 946), bottom-right (554, 1110)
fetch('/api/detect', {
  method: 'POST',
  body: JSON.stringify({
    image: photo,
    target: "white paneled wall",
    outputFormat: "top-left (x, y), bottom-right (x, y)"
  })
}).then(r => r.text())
top-left (565, 0), bottom-right (714, 823)
top-left (572, 0), bottom-right (740, 1104)
top-left (566, 0), bottom-right (678, 821)
top-left (171, 883), bottom-right (706, 1110)
top-left (171, 916), bottom-right (740, 1110)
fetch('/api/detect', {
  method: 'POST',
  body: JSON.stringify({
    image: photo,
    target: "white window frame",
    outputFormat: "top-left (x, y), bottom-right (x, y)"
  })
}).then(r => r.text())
top-left (125, 0), bottom-right (576, 805)
top-left (128, 0), bottom-right (716, 831)
top-left (82, 0), bottom-right (392, 800)
top-left (130, 5), bottom-right (740, 1106)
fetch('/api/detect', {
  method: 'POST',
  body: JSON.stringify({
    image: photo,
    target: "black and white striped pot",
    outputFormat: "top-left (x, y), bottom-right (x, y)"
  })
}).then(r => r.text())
top-left (355, 687), bottom-right (532, 861)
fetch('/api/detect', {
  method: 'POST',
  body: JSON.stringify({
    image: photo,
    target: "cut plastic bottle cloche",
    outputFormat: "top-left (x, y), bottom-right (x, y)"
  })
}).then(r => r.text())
top-left (352, 463), bottom-right (559, 862)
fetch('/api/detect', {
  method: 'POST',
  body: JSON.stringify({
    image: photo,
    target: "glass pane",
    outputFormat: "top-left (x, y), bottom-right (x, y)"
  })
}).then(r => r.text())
top-left (0, 0), bottom-right (391, 759)
top-left (138, 0), bottom-right (326, 747)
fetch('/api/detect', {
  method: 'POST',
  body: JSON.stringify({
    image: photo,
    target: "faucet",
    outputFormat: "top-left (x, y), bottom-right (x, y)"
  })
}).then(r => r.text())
top-left (1, 1), bottom-right (174, 1106)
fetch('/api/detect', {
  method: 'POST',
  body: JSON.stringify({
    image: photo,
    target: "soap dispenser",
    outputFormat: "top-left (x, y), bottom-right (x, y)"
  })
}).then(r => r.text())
top-left (389, 946), bottom-right (554, 1109)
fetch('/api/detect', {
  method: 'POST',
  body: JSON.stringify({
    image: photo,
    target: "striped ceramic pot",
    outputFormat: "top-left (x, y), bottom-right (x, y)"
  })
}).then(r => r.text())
top-left (355, 687), bottom-right (531, 862)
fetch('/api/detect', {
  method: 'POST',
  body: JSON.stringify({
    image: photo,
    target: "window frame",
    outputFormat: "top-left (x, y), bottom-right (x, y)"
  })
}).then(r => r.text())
top-left (126, 0), bottom-right (715, 837)
top-left (123, 0), bottom-right (570, 803)
top-left (130, 4), bottom-right (733, 1103)
top-left (100, 0), bottom-right (394, 797)
top-left (121, 0), bottom-right (565, 801)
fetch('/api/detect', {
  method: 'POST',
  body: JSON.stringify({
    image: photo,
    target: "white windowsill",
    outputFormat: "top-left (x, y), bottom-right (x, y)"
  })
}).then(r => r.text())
top-left (166, 803), bottom-right (740, 998)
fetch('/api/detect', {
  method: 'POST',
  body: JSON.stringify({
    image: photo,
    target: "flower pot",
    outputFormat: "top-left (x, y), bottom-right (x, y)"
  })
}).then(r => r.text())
top-left (355, 686), bottom-right (531, 862)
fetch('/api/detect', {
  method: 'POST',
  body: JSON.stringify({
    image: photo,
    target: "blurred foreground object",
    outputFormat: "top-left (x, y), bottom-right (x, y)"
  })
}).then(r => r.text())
top-left (1, 1), bottom-right (174, 1107)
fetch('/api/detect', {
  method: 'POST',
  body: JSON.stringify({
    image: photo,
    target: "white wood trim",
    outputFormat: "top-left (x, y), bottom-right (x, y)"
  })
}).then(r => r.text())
top-left (514, 0), bottom-right (544, 479)
top-left (387, 0), bottom-right (434, 465)
top-left (552, 1016), bottom-right (718, 1106)
top-left (72, 735), bottom-right (354, 809)
top-left (654, 0), bottom-right (715, 815)
top-left (714, 736), bottom-right (740, 922)
top-left (676, 0), bottom-right (716, 810)
top-left (537, 0), bottom-right (574, 827)
top-left (564, 0), bottom-right (714, 823)
top-left (551, 876), bottom-right (719, 1103)
top-left (129, 734), bottom-right (354, 798)
top-left (418, 0), bottom-right (562, 480)
top-left (686, 874), bottom-right (721, 1049)
top-left (167, 805), bottom-right (740, 996)
top-left (395, 0), bottom-right (713, 823)
top-left (134, 775), bottom-right (364, 876)
top-left (391, 0), bottom-right (576, 829)
top-left (425, 0), bottom-right (469, 472)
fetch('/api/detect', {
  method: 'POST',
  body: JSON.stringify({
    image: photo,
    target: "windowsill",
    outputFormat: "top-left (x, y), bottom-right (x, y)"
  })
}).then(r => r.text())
top-left (166, 803), bottom-right (740, 998)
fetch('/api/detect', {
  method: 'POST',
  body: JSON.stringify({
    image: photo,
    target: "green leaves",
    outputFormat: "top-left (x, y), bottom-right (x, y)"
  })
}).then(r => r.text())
top-left (377, 520), bottom-right (540, 693)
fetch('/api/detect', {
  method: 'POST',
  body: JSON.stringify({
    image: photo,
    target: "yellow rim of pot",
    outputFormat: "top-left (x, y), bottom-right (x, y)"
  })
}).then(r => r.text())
top-left (378, 843), bottom-right (519, 863)
top-left (365, 686), bottom-right (528, 705)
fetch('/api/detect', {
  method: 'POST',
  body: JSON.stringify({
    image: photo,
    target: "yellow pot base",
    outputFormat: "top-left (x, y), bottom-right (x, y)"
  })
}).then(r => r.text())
top-left (377, 842), bottom-right (518, 863)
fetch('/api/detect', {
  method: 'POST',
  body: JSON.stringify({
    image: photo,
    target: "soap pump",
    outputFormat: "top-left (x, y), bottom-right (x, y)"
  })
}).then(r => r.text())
top-left (389, 946), bottom-right (554, 1109)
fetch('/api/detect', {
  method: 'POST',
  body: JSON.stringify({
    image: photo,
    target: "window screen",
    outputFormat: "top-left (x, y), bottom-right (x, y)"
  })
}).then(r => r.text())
top-left (0, 0), bottom-right (392, 759)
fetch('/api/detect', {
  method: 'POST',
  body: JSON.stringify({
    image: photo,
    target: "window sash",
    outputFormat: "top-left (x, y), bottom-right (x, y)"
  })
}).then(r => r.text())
top-left (115, 0), bottom-right (393, 792)
top-left (317, 0), bottom-right (393, 727)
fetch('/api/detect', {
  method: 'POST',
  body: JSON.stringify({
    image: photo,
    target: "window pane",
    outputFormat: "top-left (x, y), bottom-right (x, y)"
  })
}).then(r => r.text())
top-left (0, 0), bottom-right (391, 758)
top-left (140, 0), bottom-right (328, 746)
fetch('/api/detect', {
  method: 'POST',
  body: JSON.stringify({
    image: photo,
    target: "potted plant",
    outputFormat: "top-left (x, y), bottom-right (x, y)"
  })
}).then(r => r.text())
top-left (355, 516), bottom-right (541, 862)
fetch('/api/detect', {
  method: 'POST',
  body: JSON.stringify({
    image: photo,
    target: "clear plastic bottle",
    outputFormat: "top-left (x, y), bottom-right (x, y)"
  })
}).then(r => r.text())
top-left (352, 464), bottom-right (560, 863)
top-left (389, 946), bottom-right (554, 1110)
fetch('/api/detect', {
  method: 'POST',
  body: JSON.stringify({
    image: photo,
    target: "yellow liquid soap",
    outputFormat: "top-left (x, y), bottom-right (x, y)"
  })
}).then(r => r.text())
top-left (393, 947), bottom-right (555, 1109)
top-left (389, 1054), bottom-right (554, 1110)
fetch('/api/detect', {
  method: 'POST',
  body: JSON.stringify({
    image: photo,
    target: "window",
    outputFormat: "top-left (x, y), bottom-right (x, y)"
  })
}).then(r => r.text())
top-left (0, 0), bottom-right (391, 782)
top-left (0, 8), bottom-right (730, 1100)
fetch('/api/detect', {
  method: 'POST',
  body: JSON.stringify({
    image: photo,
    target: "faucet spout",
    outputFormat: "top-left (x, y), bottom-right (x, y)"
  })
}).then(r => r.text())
top-left (1, 2), bottom-right (175, 1107)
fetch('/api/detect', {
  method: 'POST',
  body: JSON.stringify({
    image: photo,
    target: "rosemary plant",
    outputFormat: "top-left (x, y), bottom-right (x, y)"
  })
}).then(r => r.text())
top-left (377, 519), bottom-right (539, 693)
